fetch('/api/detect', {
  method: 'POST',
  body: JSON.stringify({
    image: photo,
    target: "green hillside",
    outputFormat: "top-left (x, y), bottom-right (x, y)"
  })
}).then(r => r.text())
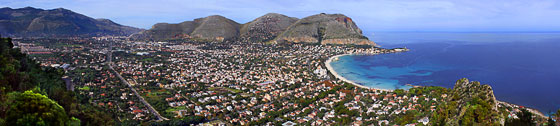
top-left (0, 37), bottom-right (113, 125)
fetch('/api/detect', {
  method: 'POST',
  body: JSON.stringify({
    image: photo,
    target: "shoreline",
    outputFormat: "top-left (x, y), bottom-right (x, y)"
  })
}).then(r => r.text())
top-left (325, 53), bottom-right (393, 92)
top-left (325, 53), bottom-right (549, 119)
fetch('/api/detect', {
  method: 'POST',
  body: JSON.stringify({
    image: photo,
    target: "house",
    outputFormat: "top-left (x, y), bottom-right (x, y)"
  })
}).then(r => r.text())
top-left (418, 117), bottom-right (430, 125)
top-left (282, 121), bottom-right (296, 126)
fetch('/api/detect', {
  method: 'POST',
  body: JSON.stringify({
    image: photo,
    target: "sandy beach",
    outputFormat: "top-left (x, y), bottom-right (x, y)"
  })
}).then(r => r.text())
top-left (325, 54), bottom-right (393, 92)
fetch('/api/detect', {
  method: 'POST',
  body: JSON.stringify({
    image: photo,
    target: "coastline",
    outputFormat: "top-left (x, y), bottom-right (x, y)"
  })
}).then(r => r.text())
top-left (325, 53), bottom-right (393, 92)
top-left (325, 53), bottom-right (549, 119)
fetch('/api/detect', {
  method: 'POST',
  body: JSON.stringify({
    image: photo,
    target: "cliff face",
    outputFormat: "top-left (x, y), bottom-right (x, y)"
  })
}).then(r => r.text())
top-left (274, 13), bottom-right (375, 45)
top-left (0, 7), bottom-right (142, 37)
top-left (240, 13), bottom-right (298, 42)
top-left (431, 78), bottom-right (503, 126)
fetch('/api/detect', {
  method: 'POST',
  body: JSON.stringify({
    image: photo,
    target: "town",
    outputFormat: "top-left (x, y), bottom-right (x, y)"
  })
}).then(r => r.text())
top-left (12, 37), bottom-right (545, 125)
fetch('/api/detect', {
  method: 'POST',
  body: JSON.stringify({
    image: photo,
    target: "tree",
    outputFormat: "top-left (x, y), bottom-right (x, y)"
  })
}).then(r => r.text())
top-left (5, 90), bottom-right (69, 126)
top-left (505, 109), bottom-right (536, 126)
top-left (394, 89), bottom-right (405, 97)
top-left (546, 116), bottom-right (555, 126)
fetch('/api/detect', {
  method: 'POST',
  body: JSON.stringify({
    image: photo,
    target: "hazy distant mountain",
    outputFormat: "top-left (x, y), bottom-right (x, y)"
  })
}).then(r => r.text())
top-left (131, 15), bottom-right (240, 42)
top-left (240, 13), bottom-right (298, 42)
top-left (0, 7), bottom-right (142, 37)
top-left (274, 13), bottom-right (375, 45)
top-left (191, 15), bottom-right (240, 41)
top-left (134, 13), bottom-right (375, 45)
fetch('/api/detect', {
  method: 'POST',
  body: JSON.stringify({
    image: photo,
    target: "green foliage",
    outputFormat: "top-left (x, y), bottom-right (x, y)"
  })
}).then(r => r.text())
top-left (68, 117), bottom-right (81, 126)
top-left (395, 110), bottom-right (419, 125)
top-left (394, 89), bottom-right (405, 96)
top-left (5, 90), bottom-right (69, 126)
top-left (546, 116), bottom-right (555, 126)
top-left (555, 109), bottom-right (560, 119)
top-left (430, 79), bottom-right (500, 126)
top-left (505, 109), bottom-right (536, 126)
top-left (152, 116), bottom-right (206, 125)
top-left (0, 37), bottom-right (113, 125)
top-left (75, 105), bottom-right (114, 126)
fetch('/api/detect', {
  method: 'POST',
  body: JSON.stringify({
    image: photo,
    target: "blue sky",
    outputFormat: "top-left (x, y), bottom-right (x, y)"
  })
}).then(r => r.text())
top-left (3, 0), bottom-right (560, 33)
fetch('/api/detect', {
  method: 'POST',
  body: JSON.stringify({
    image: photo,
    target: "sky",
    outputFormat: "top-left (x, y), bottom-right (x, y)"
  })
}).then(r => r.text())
top-left (3, 0), bottom-right (560, 33)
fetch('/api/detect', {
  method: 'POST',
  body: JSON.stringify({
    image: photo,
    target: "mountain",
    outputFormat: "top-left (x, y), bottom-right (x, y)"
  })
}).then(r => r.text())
top-left (273, 13), bottom-right (375, 45)
top-left (131, 15), bottom-right (240, 42)
top-left (0, 7), bottom-right (142, 37)
top-left (240, 13), bottom-right (298, 42)
top-left (191, 15), bottom-right (240, 41)
top-left (134, 13), bottom-right (375, 45)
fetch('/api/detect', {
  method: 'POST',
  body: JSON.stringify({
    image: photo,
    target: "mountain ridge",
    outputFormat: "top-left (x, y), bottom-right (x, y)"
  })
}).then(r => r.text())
top-left (133, 13), bottom-right (376, 45)
top-left (0, 7), bottom-right (142, 37)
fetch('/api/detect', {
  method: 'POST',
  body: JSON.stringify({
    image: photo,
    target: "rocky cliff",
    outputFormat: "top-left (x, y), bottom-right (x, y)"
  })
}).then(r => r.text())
top-left (0, 7), bottom-right (142, 37)
top-left (274, 13), bottom-right (375, 45)
top-left (431, 78), bottom-right (503, 125)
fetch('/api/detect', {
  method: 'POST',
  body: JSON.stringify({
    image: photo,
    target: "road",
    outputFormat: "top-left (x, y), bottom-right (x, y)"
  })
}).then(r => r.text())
top-left (107, 42), bottom-right (169, 121)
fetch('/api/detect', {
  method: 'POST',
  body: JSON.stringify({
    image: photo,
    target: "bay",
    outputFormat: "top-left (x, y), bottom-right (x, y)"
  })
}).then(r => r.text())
top-left (329, 32), bottom-right (560, 113)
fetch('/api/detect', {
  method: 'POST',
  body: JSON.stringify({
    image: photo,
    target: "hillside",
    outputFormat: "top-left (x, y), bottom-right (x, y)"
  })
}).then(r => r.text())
top-left (430, 78), bottom-right (502, 125)
top-left (190, 15), bottom-right (241, 41)
top-left (240, 13), bottom-right (298, 42)
top-left (0, 7), bottom-right (142, 37)
top-left (0, 37), bottom-right (113, 125)
top-left (131, 15), bottom-right (240, 42)
top-left (430, 78), bottom-right (550, 126)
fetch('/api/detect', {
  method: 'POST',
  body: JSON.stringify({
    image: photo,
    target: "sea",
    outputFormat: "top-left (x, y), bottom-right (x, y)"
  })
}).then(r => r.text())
top-left (329, 32), bottom-right (560, 114)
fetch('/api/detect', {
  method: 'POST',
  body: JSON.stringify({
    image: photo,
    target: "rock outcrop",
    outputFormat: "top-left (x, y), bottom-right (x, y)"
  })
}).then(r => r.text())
top-left (274, 13), bottom-right (375, 45)
top-left (190, 15), bottom-right (240, 41)
top-left (431, 78), bottom-right (502, 125)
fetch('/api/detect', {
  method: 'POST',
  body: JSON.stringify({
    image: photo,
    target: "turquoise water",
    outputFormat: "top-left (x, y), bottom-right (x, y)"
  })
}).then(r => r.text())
top-left (330, 32), bottom-right (560, 113)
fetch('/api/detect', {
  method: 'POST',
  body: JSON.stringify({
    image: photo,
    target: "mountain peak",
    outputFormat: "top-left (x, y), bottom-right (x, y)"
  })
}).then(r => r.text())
top-left (21, 6), bottom-right (40, 10)
top-left (238, 13), bottom-right (298, 42)
top-left (431, 78), bottom-right (502, 125)
top-left (53, 8), bottom-right (71, 11)
top-left (274, 13), bottom-right (375, 45)
top-left (206, 15), bottom-right (225, 18)
top-left (263, 13), bottom-right (283, 16)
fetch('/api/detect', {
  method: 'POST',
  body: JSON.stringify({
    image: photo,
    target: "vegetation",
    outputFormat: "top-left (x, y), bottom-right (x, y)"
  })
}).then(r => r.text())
top-left (431, 78), bottom-right (501, 126)
top-left (504, 108), bottom-right (536, 126)
top-left (151, 116), bottom-right (206, 126)
top-left (4, 90), bottom-right (69, 125)
top-left (0, 37), bottom-right (113, 125)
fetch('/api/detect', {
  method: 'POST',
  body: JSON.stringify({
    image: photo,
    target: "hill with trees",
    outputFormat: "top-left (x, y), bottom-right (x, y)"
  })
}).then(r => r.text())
top-left (0, 37), bottom-right (113, 125)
